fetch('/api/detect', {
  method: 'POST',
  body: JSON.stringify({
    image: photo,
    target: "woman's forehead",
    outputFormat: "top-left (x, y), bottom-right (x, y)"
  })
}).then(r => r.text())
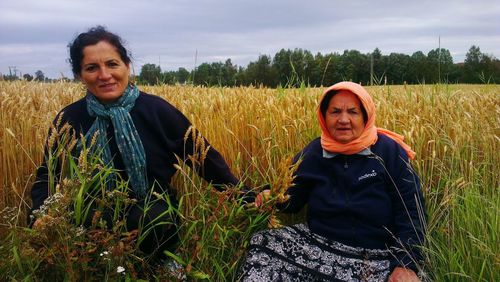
top-left (329, 90), bottom-right (362, 106)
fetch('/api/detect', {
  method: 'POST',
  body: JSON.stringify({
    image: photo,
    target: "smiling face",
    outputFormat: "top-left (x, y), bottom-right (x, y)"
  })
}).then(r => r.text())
top-left (79, 40), bottom-right (130, 103)
top-left (324, 90), bottom-right (366, 144)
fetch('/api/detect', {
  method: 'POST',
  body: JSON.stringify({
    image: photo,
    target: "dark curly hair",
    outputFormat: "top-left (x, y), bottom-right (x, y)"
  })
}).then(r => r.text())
top-left (68, 25), bottom-right (131, 77)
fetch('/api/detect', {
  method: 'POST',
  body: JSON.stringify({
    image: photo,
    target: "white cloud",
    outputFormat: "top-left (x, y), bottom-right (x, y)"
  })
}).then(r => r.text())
top-left (1, 0), bottom-right (499, 78)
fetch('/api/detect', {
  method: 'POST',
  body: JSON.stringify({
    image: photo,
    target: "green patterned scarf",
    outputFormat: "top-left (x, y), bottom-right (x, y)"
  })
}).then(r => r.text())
top-left (84, 84), bottom-right (147, 198)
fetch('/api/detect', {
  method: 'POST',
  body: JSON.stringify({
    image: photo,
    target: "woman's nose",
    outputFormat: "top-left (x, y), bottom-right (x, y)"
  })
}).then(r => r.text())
top-left (98, 68), bottom-right (112, 80)
top-left (338, 113), bottom-right (349, 123)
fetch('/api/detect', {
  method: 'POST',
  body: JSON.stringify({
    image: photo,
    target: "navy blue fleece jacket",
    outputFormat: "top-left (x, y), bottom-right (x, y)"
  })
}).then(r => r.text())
top-left (279, 134), bottom-right (425, 272)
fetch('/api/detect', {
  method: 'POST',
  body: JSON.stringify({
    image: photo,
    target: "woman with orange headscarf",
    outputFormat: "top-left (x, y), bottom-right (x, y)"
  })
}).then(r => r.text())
top-left (240, 82), bottom-right (425, 282)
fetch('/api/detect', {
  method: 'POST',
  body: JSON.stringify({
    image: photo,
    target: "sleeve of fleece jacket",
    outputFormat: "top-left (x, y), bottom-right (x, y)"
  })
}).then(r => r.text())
top-left (384, 141), bottom-right (426, 273)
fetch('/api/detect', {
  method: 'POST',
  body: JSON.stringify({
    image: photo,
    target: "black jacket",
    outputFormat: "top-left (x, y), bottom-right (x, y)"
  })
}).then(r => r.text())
top-left (31, 92), bottom-right (241, 214)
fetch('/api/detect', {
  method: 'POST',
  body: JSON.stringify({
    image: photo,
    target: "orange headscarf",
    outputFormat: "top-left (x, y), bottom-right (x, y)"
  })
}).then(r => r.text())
top-left (317, 81), bottom-right (416, 160)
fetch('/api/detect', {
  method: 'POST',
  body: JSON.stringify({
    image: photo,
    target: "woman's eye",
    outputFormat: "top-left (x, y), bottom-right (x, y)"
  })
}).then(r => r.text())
top-left (84, 66), bottom-right (96, 72)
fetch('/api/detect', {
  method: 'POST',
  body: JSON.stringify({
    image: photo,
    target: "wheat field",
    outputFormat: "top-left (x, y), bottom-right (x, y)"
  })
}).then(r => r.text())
top-left (0, 81), bottom-right (499, 280)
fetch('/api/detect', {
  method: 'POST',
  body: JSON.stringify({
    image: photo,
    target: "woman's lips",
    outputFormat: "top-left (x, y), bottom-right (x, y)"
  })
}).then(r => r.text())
top-left (99, 83), bottom-right (116, 91)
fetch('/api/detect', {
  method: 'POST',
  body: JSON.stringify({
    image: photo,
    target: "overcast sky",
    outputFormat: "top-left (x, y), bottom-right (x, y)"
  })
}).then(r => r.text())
top-left (1, 0), bottom-right (499, 79)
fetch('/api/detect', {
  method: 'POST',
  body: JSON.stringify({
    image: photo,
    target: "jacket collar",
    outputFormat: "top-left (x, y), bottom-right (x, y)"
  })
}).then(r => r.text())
top-left (323, 147), bottom-right (372, 159)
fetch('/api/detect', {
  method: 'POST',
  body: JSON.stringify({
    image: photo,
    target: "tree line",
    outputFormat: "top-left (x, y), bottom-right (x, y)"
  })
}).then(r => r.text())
top-left (2, 45), bottom-right (498, 86)
top-left (138, 45), bottom-right (500, 87)
top-left (1, 70), bottom-right (50, 82)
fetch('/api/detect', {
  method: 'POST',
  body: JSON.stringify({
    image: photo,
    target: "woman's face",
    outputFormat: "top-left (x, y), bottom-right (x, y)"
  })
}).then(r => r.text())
top-left (79, 40), bottom-right (130, 103)
top-left (324, 91), bottom-right (366, 144)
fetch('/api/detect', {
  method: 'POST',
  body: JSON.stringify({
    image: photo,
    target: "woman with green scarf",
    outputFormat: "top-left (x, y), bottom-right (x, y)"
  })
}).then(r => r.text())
top-left (29, 26), bottom-right (250, 262)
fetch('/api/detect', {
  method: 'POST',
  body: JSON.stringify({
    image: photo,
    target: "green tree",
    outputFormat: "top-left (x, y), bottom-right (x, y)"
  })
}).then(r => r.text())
top-left (408, 51), bottom-right (428, 84)
top-left (139, 64), bottom-right (162, 85)
top-left (210, 62), bottom-right (224, 86)
top-left (369, 48), bottom-right (386, 85)
top-left (162, 71), bottom-right (176, 84)
top-left (317, 52), bottom-right (343, 86)
top-left (478, 54), bottom-right (500, 83)
top-left (427, 48), bottom-right (454, 83)
top-left (23, 73), bottom-right (34, 81)
top-left (462, 45), bottom-right (500, 83)
top-left (177, 67), bottom-right (190, 84)
top-left (465, 45), bottom-right (482, 65)
top-left (272, 49), bottom-right (293, 86)
top-left (234, 66), bottom-right (247, 86)
top-left (289, 48), bottom-right (315, 86)
top-left (272, 48), bottom-right (316, 87)
top-left (310, 52), bottom-right (324, 86)
top-left (338, 50), bottom-right (369, 83)
top-left (386, 53), bottom-right (411, 84)
top-left (221, 59), bottom-right (238, 86)
top-left (463, 45), bottom-right (483, 83)
top-left (193, 63), bottom-right (211, 86)
top-left (246, 55), bottom-right (277, 87)
top-left (35, 70), bottom-right (45, 82)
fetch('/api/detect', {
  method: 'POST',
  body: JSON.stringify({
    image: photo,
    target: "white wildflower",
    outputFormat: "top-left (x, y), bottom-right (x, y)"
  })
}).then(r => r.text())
top-left (33, 192), bottom-right (65, 217)
top-left (75, 226), bottom-right (85, 237)
top-left (116, 266), bottom-right (125, 274)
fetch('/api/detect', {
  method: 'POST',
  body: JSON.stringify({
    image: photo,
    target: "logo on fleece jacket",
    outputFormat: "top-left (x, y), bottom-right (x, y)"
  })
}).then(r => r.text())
top-left (358, 170), bottom-right (377, 181)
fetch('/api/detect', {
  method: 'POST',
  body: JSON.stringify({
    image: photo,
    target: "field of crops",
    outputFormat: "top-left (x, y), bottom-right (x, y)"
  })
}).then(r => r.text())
top-left (0, 81), bottom-right (499, 281)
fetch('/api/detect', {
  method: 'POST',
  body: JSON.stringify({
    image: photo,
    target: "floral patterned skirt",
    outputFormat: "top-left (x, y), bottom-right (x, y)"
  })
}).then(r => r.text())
top-left (239, 223), bottom-right (391, 282)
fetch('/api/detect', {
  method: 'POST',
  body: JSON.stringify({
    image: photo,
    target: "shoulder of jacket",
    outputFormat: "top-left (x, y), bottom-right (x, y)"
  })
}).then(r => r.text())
top-left (301, 137), bottom-right (320, 153)
top-left (61, 97), bottom-right (86, 110)
top-left (57, 98), bottom-right (87, 120)
top-left (376, 133), bottom-right (396, 144)
top-left (373, 134), bottom-right (409, 163)
top-left (374, 134), bottom-right (402, 151)
top-left (295, 137), bottom-right (322, 160)
top-left (137, 92), bottom-right (178, 111)
top-left (135, 92), bottom-right (190, 127)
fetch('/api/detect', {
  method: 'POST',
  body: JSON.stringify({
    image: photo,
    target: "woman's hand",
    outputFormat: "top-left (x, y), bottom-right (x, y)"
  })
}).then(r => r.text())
top-left (388, 267), bottom-right (420, 282)
top-left (254, 190), bottom-right (271, 207)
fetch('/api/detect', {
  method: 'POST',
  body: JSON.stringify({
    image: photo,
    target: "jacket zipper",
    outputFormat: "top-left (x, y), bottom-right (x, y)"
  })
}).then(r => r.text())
top-left (343, 156), bottom-right (358, 246)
